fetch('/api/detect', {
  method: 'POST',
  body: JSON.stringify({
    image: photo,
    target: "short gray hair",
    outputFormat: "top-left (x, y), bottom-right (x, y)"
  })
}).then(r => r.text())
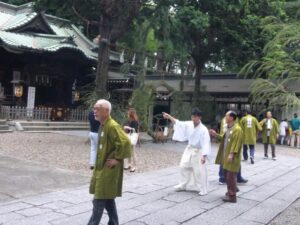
top-left (96, 99), bottom-right (112, 114)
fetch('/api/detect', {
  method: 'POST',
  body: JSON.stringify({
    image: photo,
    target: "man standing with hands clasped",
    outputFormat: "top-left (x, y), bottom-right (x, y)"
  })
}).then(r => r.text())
top-left (163, 108), bottom-right (211, 196)
top-left (210, 111), bottom-right (243, 203)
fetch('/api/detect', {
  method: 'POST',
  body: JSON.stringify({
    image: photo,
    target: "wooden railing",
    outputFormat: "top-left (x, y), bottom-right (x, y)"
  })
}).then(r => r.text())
top-left (0, 106), bottom-right (89, 121)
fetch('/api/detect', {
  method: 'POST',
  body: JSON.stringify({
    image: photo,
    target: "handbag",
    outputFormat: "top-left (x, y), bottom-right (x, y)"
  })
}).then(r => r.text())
top-left (127, 131), bottom-right (139, 145)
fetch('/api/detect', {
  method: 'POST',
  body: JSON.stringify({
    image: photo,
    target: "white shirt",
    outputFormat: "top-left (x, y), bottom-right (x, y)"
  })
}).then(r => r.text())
top-left (172, 120), bottom-right (211, 156)
top-left (279, 121), bottom-right (288, 136)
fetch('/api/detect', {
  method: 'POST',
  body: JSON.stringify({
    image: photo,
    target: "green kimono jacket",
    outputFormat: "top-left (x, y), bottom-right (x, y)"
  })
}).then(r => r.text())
top-left (240, 115), bottom-right (262, 145)
top-left (215, 123), bottom-right (243, 173)
top-left (260, 118), bottom-right (279, 144)
top-left (89, 116), bottom-right (131, 199)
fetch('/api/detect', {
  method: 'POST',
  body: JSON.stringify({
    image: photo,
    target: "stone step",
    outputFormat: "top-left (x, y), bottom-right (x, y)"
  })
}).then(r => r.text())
top-left (0, 125), bottom-right (10, 131)
top-left (20, 121), bottom-right (88, 127)
top-left (22, 126), bottom-right (89, 131)
top-left (0, 120), bottom-right (11, 132)
top-left (0, 130), bottom-right (13, 133)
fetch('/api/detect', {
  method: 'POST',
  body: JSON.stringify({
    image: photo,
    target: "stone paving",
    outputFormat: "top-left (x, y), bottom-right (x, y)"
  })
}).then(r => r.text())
top-left (1, 144), bottom-right (300, 225)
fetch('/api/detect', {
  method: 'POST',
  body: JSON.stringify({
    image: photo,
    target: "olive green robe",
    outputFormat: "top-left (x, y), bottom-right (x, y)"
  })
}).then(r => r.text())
top-left (240, 115), bottom-right (262, 145)
top-left (215, 123), bottom-right (243, 173)
top-left (260, 118), bottom-right (279, 144)
top-left (89, 116), bottom-right (131, 199)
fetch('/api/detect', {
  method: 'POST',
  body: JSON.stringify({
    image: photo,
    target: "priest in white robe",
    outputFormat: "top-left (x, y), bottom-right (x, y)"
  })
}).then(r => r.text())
top-left (163, 108), bottom-right (211, 196)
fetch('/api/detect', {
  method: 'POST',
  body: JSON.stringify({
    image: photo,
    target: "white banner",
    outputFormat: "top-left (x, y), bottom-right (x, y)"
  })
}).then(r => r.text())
top-left (26, 86), bottom-right (36, 117)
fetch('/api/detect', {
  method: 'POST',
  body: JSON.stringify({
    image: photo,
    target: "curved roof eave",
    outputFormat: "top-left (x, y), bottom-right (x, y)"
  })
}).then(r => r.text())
top-left (3, 12), bottom-right (55, 35)
top-left (0, 38), bottom-right (97, 63)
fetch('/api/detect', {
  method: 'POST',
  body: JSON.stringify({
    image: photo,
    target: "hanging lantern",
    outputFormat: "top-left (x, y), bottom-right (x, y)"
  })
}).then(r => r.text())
top-left (74, 90), bottom-right (80, 102)
top-left (14, 84), bottom-right (23, 98)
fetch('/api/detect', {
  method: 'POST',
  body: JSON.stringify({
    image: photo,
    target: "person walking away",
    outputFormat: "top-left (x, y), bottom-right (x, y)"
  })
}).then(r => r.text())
top-left (163, 108), bottom-right (211, 196)
top-left (279, 119), bottom-right (288, 145)
top-left (209, 111), bottom-right (243, 203)
top-left (260, 111), bottom-right (279, 160)
top-left (123, 108), bottom-right (139, 172)
top-left (289, 113), bottom-right (300, 147)
top-left (87, 99), bottom-right (131, 225)
top-left (88, 110), bottom-right (100, 170)
top-left (240, 110), bottom-right (262, 164)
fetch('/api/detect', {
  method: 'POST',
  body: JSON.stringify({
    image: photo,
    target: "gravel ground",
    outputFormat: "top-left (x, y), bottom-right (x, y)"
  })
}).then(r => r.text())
top-left (0, 132), bottom-right (182, 176)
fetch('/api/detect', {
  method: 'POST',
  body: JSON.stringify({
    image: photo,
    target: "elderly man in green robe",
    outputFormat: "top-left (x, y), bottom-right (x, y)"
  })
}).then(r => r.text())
top-left (88, 99), bottom-right (131, 225)
top-left (210, 111), bottom-right (243, 203)
top-left (240, 110), bottom-right (262, 164)
top-left (260, 111), bottom-right (279, 160)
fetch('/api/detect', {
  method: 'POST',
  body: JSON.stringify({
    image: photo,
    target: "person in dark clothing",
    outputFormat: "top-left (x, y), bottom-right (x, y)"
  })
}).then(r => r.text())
top-left (88, 110), bottom-right (100, 170)
top-left (123, 108), bottom-right (139, 172)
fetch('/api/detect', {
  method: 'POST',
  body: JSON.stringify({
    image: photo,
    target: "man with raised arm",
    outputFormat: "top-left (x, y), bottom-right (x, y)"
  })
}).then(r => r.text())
top-left (163, 108), bottom-right (211, 196)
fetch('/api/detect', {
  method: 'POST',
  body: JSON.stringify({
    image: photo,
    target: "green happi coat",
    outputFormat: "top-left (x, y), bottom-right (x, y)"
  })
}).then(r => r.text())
top-left (240, 115), bottom-right (262, 145)
top-left (259, 118), bottom-right (279, 144)
top-left (89, 116), bottom-right (131, 199)
top-left (215, 123), bottom-right (243, 173)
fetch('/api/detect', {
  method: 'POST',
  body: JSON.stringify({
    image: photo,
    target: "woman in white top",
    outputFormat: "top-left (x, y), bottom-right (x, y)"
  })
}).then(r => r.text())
top-left (279, 119), bottom-right (288, 145)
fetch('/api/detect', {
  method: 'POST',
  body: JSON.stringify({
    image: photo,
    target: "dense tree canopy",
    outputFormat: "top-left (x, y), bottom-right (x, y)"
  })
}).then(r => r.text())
top-left (3, 0), bottom-right (298, 114)
top-left (240, 0), bottom-right (300, 111)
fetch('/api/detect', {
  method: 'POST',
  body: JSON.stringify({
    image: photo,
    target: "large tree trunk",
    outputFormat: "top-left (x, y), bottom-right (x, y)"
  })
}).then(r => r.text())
top-left (95, 15), bottom-right (111, 97)
top-left (192, 61), bottom-right (205, 107)
top-left (93, 0), bottom-right (141, 98)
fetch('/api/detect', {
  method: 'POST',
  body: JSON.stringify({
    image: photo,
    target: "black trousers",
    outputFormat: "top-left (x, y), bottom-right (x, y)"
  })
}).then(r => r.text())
top-left (87, 199), bottom-right (119, 225)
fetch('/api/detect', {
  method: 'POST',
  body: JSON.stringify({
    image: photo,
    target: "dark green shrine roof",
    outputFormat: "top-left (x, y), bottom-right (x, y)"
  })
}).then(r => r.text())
top-left (0, 2), bottom-right (121, 62)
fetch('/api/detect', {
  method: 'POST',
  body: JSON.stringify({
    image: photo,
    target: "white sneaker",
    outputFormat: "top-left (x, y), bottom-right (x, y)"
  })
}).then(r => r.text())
top-left (174, 185), bottom-right (185, 192)
top-left (272, 157), bottom-right (277, 161)
top-left (199, 191), bottom-right (207, 196)
top-left (263, 156), bottom-right (268, 159)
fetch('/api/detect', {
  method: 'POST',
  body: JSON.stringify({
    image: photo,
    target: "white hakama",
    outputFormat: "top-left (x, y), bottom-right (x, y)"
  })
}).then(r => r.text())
top-left (173, 120), bottom-right (211, 195)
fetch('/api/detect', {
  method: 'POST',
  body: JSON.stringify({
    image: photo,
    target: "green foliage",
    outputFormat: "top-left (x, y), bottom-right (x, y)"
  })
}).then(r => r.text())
top-left (79, 83), bottom-right (127, 124)
top-left (110, 103), bottom-right (127, 125)
top-left (250, 78), bottom-right (300, 112)
top-left (191, 86), bottom-right (216, 124)
top-left (239, 21), bottom-right (300, 78)
top-left (285, 0), bottom-right (300, 20)
top-left (145, 29), bottom-right (158, 52)
top-left (171, 92), bottom-right (192, 121)
top-left (129, 85), bottom-right (154, 131)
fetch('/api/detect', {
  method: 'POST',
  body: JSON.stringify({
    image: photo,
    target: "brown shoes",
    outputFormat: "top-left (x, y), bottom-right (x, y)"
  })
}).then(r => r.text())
top-left (222, 196), bottom-right (237, 203)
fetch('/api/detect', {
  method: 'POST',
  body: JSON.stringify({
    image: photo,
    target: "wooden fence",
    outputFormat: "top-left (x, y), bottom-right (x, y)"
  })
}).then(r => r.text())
top-left (0, 106), bottom-right (89, 121)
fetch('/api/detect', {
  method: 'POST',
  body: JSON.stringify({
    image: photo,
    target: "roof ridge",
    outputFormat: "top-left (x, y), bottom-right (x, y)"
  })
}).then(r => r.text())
top-left (45, 14), bottom-right (71, 24)
top-left (0, 2), bottom-right (33, 13)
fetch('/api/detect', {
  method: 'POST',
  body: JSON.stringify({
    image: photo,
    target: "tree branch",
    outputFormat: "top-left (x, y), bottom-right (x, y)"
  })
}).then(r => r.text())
top-left (72, 6), bottom-right (99, 26)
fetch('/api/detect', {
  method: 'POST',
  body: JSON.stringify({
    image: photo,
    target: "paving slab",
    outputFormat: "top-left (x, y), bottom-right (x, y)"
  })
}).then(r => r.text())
top-left (0, 143), bottom-right (300, 225)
